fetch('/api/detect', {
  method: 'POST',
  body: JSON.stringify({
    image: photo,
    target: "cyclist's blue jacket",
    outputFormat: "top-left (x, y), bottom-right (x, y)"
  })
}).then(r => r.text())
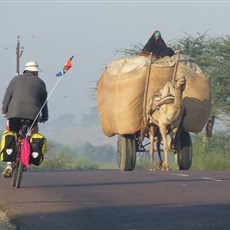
top-left (2, 72), bottom-right (48, 121)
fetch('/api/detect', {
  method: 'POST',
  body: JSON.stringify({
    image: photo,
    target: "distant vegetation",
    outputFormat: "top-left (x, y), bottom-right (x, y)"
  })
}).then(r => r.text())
top-left (0, 129), bottom-right (229, 171)
top-left (117, 32), bottom-right (230, 115)
top-left (30, 141), bottom-right (118, 171)
top-left (134, 130), bottom-right (230, 171)
top-left (191, 130), bottom-right (230, 170)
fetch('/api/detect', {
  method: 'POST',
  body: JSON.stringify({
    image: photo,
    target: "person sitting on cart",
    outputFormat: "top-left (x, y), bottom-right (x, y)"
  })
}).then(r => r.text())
top-left (1, 61), bottom-right (49, 177)
top-left (140, 30), bottom-right (175, 58)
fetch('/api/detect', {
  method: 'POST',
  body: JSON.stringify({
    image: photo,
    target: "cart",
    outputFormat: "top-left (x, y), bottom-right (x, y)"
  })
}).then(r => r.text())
top-left (97, 54), bottom-right (211, 171)
top-left (117, 130), bottom-right (192, 171)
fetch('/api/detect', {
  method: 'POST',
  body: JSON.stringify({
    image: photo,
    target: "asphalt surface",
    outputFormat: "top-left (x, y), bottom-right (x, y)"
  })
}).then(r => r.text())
top-left (0, 170), bottom-right (230, 230)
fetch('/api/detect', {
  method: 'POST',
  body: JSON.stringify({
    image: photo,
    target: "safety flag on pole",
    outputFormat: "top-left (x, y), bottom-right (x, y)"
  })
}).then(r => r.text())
top-left (27, 55), bottom-right (75, 136)
top-left (56, 55), bottom-right (74, 77)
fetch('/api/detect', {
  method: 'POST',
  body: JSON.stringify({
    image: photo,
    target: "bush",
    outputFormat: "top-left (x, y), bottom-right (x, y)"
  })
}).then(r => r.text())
top-left (191, 130), bottom-right (230, 170)
top-left (1, 130), bottom-right (229, 171)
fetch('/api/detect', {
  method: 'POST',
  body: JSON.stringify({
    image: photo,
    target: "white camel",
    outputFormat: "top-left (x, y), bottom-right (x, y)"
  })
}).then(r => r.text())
top-left (148, 76), bottom-right (186, 171)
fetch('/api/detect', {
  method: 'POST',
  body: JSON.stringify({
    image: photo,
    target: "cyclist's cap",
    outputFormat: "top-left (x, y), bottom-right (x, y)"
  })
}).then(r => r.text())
top-left (24, 61), bottom-right (42, 72)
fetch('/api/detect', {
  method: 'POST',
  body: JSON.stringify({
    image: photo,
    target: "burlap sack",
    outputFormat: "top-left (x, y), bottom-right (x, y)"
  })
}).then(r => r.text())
top-left (97, 55), bottom-right (211, 137)
top-left (97, 66), bottom-right (148, 137)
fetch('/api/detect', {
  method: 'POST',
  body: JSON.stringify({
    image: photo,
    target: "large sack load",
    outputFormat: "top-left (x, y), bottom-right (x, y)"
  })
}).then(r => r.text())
top-left (97, 54), bottom-right (211, 137)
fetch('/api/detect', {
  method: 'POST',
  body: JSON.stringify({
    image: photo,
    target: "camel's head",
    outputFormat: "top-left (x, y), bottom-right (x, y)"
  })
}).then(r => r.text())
top-left (174, 76), bottom-right (186, 91)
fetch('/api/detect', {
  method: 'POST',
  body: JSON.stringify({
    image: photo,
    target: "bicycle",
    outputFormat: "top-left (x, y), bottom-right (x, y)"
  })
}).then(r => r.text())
top-left (11, 119), bottom-right (33, 188)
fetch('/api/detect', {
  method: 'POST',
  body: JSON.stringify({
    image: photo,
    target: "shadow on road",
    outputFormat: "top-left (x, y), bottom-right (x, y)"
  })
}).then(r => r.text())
top-left (13, 203), bottom-right (230, 230)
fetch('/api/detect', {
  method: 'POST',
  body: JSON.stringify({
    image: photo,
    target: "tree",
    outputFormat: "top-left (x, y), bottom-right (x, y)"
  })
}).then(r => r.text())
top-left (116, 33), bottom-right (230, 116)
top-left (78, 142), bottom-right (116, 163)
top-left (171, 33), bottom-right (230, 114)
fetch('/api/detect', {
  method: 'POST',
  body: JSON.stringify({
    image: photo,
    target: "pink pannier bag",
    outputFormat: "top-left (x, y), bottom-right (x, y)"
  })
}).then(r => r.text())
top-left (19, 137), bottom-right (31, 168)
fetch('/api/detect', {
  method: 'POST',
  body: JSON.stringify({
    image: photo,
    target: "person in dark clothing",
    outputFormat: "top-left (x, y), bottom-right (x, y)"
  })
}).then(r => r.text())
top-left (1, 61), bottom-right (48, 177)
top-left (2, 61), bottom-right (48, 126)
top-left (141, 30), bottom-right (175, 58)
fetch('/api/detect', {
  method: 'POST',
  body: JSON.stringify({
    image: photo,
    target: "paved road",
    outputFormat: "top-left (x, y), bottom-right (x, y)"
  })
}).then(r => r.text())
top-left (0, 170), bottom-right (230, 230)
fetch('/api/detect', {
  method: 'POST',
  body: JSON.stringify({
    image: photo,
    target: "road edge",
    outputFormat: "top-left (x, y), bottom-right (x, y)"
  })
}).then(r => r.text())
top-left (0, 210), bottom-right (17, 230)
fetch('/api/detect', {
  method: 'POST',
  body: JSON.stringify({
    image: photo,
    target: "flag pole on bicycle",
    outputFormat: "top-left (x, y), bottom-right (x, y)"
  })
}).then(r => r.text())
top-left (26, 55), bottom-right (75, 136)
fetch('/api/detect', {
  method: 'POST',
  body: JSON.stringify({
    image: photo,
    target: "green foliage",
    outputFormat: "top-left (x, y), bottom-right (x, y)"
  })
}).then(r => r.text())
top-left (132, 130), bottom-right (230, 171)
top-left (171, 32), bottom-right (210, 68)
top-left (135, 153), bottom-right (149, 170)
top-left (1, 131), bottom-right (230, 171)
top-left (30, 140), bottom-right (118, 170)
top-left (0, 138), bottom-right (117, 171)
top-left (115, 43), bottom-right (143, 56)
top-left (171, 33), bottom-right (230, 114)
top-left (117, 32), bottom-right (230, 115)
top-left (191, 130), bottom-right (230, 170)
top-left (34, 140), bottom-right (117, 170)
top-left (78, 142), bottom-right (117, 163)
top-left (31, 141), bottom-right (98, 170)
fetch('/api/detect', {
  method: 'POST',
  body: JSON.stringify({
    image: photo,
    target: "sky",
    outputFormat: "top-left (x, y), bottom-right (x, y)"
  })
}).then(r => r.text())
top-left (0, 1), bottom-right (230, 124)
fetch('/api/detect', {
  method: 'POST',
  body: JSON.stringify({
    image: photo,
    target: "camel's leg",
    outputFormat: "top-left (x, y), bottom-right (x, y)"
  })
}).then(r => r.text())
top-left (156, 134), bottom-right (163, 169)
top-left (169, 127), bottom-right (178, 150)
top-left (170, 128), bottom-right (179, 170)
top-left (149, 126), bottom-right (155, 171)
top-left (159, 125), bottom-right (170, 171)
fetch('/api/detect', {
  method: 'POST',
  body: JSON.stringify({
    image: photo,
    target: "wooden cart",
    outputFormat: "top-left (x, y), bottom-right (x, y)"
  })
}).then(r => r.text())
top-left (117, 130), bottom-right (192, 171)
top-left (97, 55), bottom-right (211, 171)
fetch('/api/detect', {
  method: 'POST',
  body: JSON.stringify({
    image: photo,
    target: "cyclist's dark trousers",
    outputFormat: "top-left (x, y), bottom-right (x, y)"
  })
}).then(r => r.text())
top-left (8, 118), bottom-right (35, 133)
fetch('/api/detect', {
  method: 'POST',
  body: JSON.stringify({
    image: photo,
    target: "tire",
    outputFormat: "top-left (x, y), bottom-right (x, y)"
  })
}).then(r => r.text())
top-left (177, 131), bottom-right (192, 170)
top-left (12, 143), bottom-right (21, 187)
top-left (12, 163), bottom-right (19, 187)
top-left (15, 162), bottom-right (24, 188)
top-left (117, 134), bottom-right (136, 171)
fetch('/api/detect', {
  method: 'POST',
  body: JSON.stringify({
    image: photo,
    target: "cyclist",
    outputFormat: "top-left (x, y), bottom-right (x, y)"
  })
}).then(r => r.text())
top-left (1, 61), bottom-right (48, 177)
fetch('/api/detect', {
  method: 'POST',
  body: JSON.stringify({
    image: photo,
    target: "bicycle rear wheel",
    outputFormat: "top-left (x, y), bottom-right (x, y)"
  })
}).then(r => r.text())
top-left (15, 162), bottom-right (24, 188)
top-left (12, 163), bottom-right (19, 187)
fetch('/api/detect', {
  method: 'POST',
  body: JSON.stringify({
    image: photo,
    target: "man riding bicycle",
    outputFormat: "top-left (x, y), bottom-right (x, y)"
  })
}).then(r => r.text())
top-left (1, 61), bottom-right (48, 177)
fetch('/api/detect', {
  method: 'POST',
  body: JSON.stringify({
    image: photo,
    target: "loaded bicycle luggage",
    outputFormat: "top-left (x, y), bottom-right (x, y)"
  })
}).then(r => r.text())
top-left (29, 132), bottom-right (47, 166)
top-left (0, 130), bottom-right (17, 162)
top-left (0, 119), bottom-right (47, 188)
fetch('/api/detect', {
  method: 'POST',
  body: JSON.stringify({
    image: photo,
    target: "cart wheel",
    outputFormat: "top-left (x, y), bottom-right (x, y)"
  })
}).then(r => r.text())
top-left (117, 134), bottom-right (136, 171)
top-left (177, 131), bottom-right (192, 170)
